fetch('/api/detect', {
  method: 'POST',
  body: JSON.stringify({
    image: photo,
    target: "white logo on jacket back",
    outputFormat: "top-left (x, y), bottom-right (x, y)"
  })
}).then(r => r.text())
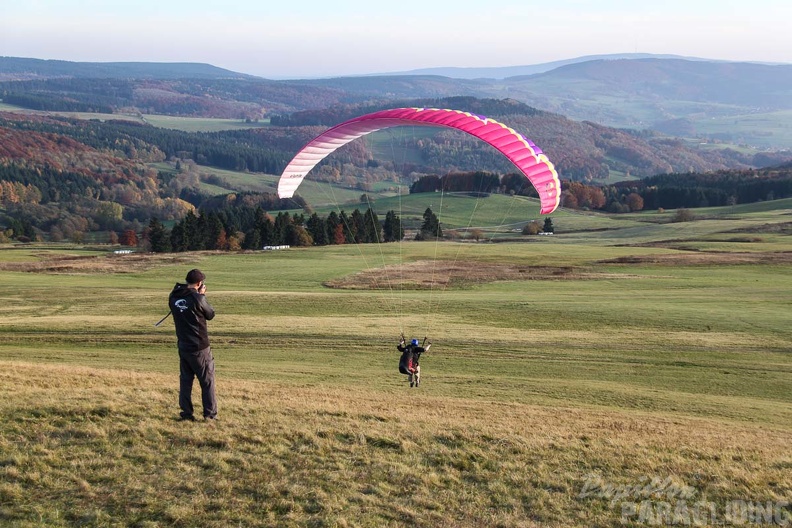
top-left (174, 299), bottom-right (189, 312)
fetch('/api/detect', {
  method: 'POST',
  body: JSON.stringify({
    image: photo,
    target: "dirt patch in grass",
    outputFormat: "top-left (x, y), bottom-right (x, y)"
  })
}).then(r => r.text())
top-left (619, 237), bottom-right (766, 249)
top-left (728, 221), bottom-right (792, 234)
top-left (0, 251), bottom-right (197, 274)
top-left (324, 259), bottom-right (634, 290)
top-left (600, 251), bottom-right (792, 266)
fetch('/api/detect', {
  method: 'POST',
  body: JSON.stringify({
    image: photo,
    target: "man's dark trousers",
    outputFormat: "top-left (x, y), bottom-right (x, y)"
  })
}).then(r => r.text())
top-left (179, 347), bottom-right (217, 419)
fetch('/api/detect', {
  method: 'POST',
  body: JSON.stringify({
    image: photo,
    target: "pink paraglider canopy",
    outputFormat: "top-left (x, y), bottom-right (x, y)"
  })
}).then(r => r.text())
top-left (278, 107), bottom-right (561, 215)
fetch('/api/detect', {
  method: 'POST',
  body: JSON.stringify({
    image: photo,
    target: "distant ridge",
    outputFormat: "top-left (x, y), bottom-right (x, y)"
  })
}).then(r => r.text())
top-left (372, 53), bottom-right (785, 80)
top-left (2, 54), bottom-right (791, 148)
top-left (0, 56), bottom-right (256, 81)
top-left (373, 53), bottom-right (731, 80)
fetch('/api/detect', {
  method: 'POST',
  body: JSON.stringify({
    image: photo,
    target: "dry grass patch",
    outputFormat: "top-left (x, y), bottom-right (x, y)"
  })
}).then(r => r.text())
top-left (601, 251), bottom-right (792, 266)
top-left (0, 251), bottom-right (197, 274)
top-left (728, 221), bottom-right (792, 234)
top-left (324, 260), bottom-right (640, 290)
top-left (2, 361), bottom-right (790, 527)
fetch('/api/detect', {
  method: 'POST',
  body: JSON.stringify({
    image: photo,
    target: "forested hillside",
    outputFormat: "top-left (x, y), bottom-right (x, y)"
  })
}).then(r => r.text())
top-left (0, 115), bottom-right (189, 242)
top-left (273, 97), bottom-right (791, 181)
top-left (612, 168), bottom-right (792, 210)
top-left (2, 95), bottom-right (792, 245)
top-left (0, 77), bottom-right (367, 118)
top-left (0, 110), bottom-right (325, 242)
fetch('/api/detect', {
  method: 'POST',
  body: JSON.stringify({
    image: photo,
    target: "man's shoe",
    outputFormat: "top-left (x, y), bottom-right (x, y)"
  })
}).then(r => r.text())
top-left (179, 415), bottom-right (196, 422)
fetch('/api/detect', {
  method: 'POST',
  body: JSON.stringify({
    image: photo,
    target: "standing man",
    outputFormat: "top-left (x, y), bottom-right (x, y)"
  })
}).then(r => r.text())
top-left (169, 268), bottom-right (217, 421)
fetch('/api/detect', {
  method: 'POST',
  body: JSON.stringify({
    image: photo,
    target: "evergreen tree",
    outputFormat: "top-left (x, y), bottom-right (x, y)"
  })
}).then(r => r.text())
top-left (245, 209), bottom-right (274, 247)
top-left (181, 210), bottom-right (199, 250)
top-left (243, 227), bottom-right (261, 250)
top-left (349, 209), bottom-right (366, 243)
top-left (21, 218), bottom-right (36, 240)
top-left (194, 213), bottom-right (209, 250)
top-left (363, 208), bottom-right (383, 243)
top-left (417, 207), bottom-right (442, 240)
top-left (273, 212), bottom-right (291, 245)
top-left (148, 218), bottom-right (171, 253)
top-left (170, 222), bottom-right (187, 252)
top-left (250, 207), bottom-right (271, 247)
top-left (204, 212), bottom-right (224, 250)
top-left (327, 211), bottom-right (341, 245)
top-left (306, 213), bottom-right (329, 245)
top-left (259, 216), bottom-right (275, 246)
top-left (8, 218), bottom-right (24, 239)
top-left (382, 210), bottom-right (404, 242)
top-left (338, 211), bottom-right (354, 244)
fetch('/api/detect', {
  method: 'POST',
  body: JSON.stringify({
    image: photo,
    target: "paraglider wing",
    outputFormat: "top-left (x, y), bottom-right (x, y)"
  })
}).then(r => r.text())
top-left (278, 107), bottom-right (561, 214)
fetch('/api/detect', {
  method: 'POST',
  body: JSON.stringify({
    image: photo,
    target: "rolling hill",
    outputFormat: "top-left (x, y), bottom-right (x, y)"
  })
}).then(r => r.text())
top-left (2, 55), bottom-right (792, 147)
top-left (496, 58), bottom-right (792, 132)
top-left (299, 59), bottom-right (792, 146)
top-left (0, 56), bottom-right (255, 81)
top-left (369, 53), bottom-right (732, 79)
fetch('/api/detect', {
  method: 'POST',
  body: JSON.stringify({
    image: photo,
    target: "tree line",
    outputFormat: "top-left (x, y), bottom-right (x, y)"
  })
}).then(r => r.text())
top-left (2, 93), bottom-right (114, 113)
top-left (625, 169), bottom-right (792, 208)
top-left (143, 205), bottom-right (405, 253)
top-left (592, 168), bottom-right (792, 212)
top-left (1, 117), bottom-right (289, 175)
top-left (271, 96), bottom-right (545, 127)
top-left (406, 167), bottom-right (792, 213)
top-left (409, 171), bottom-right (540, 198)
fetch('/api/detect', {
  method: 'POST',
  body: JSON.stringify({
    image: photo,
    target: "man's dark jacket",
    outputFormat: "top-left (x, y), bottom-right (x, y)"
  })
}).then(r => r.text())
top-left (169, 283), bottom-right (215, 352)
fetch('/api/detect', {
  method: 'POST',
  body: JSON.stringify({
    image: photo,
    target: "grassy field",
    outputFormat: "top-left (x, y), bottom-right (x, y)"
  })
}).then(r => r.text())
top-left (0, 103), bottom-right (270, 132)
top-left (141, 115), bottom-right (270, 132)
top-left (0, 103), bottom-right (140, 124)
top-left (149, 162), bottom-right (369, 206)
top-left (688, 109), bottom-right (792, 149)
top-left (1, 203), bottom-right (791, 527)
top-left (301, 192), bottom-right (552, 231)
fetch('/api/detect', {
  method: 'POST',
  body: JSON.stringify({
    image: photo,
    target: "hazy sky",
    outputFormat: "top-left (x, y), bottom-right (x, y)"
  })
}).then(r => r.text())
top-left (2, 0), bottom-right (790, 78)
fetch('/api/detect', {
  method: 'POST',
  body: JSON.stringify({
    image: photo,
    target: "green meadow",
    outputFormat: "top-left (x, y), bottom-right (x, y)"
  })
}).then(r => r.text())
top-left (140, 115), bottom-right (270, 133)
top-left (0, 104), bottom-right (270, 132)
top-left (689, 109), bottom-right (792, 149)
top-left (1, 201), bottom-right (791, 527)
